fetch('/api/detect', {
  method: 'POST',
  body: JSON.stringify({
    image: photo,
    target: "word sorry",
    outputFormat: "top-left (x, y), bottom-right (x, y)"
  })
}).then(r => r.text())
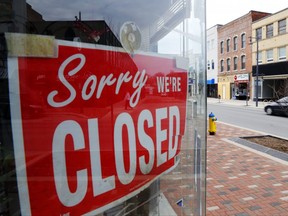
top-left (47, 54), bottom-right (148, 108)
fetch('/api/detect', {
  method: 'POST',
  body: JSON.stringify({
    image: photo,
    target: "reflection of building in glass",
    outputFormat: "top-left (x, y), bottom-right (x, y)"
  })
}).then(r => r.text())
top-left (32, 20), bottom-right (122, 47)
top-left (0, 2), bottom-right (44, 33)
top-left (0, 1), bottom-right (198, 216)
top-left (1, 1), bottom-right (191, 52)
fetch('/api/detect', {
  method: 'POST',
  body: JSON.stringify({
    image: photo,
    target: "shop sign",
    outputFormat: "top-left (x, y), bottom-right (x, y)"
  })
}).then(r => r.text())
top-left (234, 74), bottom-right (249, 82)
top-left (8, 39), bottom-right (187, 215)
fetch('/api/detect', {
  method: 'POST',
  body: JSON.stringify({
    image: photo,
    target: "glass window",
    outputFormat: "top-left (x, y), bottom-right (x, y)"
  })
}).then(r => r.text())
top-left (278, 19), bottom-right (286, 35)
top-left (267, 49), bottom-right (274, 62)
top-left (227, 58), bottom-right (231, 71)
top-left (220, 60), bottom-right (224, 72)
top-left (227, 39), bottom-right (230, 52)
top-left (257, 51), bottom-right (263, 64)
top-left (278, 47), bottom-right (286, 60)
top-left (241, 55), bottom-right (246, 69)
top-left (233, 57), bottom-right (238, 70)
top-left (266, 23), bottom-right (273, 38)
top-left (220, 41), bottom-right (224, 54)
top-left (0, 1), bottom-right (206, 216)
top-left (233, 36), bottom-right (238, 51)
top-left (241, 33), bottom-right (246, 48)
top-left (256, 28), bottom-right (262, 40)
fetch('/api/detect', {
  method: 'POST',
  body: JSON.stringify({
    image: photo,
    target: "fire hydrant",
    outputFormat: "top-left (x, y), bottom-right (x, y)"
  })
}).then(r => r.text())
top-left (208, 112), bottom-right (217, 135)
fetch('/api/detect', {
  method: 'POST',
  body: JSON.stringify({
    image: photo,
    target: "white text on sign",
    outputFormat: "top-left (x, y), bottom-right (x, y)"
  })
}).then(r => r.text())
top-left (52, 106), bottom-right (180, 207)
top-left (156, 76), bottom-right (181, 94)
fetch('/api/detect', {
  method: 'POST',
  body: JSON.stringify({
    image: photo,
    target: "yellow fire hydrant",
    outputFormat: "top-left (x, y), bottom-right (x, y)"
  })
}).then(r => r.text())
top-left (208, 112), bottom-right (217, 135)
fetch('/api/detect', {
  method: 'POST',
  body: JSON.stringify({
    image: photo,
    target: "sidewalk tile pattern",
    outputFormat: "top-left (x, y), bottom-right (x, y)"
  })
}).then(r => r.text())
top-left (207, 122), bottom-right (288, 216)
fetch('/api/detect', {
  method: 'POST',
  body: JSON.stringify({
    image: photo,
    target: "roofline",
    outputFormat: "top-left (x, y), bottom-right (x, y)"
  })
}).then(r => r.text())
top-left (207, 24), bottom-right (223, 30)
top-left (252, 7), bottom-right (288, 24)
top-left (218, 10), bottom-right (271, 28)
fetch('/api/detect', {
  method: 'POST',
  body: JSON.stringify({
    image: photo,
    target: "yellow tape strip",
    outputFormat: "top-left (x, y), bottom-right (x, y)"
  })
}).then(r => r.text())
top-left (5, 33), bottom-right (57, 58)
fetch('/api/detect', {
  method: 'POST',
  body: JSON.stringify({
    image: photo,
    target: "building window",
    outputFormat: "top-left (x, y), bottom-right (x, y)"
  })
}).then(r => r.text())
top-left (227, 58), bottom-right (231, 71)
top-left (227, 39), bottom-right (230, 52)
top-left (266, 23), bottom-right (273, 38)
top-left (278, 47), bottom-right (286, 60)
top-left (220, 41), bottom-right (224, 54)
top-left (233, 36), bottom-right (238, 51)
top-left (207, 60), bottom-right (210, 70)
top-left (256, 27), bottom-right (262, 40)
top-left (211, 60), bottom-right (215, 69)
top-left (241, 55), bottom-right (246, 69)
top-left (241, 33), bottom-right (246, 48)
top-left (220, 60), bottom-right (224, 72)
top-left (257, 51), bottom-right (262, 64)
top-left (266, 49), bottom-right (273, 62)
top-left (233, 57), bottom-right (238, 70)
top-left (278, 19), bottom-right (286, 35)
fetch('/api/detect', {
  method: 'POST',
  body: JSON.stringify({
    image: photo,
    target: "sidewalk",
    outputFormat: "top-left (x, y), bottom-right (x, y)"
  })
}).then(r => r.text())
top-left (207, 97), bottom-right (266, 109)
top-left (206, 122), bottom-right (288, 216)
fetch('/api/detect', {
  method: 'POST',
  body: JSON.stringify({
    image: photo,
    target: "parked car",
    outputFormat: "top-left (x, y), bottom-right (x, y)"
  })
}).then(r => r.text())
top-left (264, 96), bottom-right (288, 116)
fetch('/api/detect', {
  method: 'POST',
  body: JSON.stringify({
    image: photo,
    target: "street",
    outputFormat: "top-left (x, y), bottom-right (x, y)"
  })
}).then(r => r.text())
top-left (208, 102), bottom-right (288, 139)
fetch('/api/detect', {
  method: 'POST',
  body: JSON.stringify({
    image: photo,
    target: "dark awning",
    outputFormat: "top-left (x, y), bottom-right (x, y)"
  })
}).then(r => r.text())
top-left (252, 61), bottom-right (288, 77)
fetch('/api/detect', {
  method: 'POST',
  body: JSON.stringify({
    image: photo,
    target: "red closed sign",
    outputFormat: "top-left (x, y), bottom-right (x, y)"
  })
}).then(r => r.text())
top-left (8, 40), bottom-right (187, 215)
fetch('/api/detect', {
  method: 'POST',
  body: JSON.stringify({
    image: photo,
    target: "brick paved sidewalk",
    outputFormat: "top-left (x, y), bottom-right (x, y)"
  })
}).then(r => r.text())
top-left (207, 122), bottom-right (288, 216)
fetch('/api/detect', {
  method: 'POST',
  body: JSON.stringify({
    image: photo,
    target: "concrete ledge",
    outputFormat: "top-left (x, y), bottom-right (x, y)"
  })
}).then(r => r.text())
top-left (228, 137), bottom-right (288, 162)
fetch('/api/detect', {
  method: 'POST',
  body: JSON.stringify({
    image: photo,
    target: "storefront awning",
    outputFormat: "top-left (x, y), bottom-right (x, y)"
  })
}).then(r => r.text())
top-left (207, 79), bottom-right (215, 84)
top-left (252, 61), bottom-right (288, 77)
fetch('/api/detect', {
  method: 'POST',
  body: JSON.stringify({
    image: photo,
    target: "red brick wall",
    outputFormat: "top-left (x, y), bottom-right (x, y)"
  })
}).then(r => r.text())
top-left (217, 11), bottom-right (270, 76)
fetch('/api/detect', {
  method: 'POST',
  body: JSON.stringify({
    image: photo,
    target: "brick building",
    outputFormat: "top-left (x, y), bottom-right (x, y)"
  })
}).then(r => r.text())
top-left (217, 11), bottom-right (270, 100)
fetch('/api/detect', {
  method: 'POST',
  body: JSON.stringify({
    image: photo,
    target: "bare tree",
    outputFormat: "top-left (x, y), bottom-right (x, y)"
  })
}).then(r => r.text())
top-left (268, 79), bottom-right (288, 100)
top-left (267, 79), bottom-right (288, 115)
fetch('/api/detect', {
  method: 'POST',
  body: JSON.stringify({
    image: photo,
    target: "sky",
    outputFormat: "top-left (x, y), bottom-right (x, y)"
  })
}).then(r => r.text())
top-left (207, 0), bottom-right (288, 29)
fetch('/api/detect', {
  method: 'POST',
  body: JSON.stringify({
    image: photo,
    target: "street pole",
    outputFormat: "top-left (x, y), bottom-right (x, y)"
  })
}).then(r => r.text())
top-left (255, 36), bottom-right (259, 107)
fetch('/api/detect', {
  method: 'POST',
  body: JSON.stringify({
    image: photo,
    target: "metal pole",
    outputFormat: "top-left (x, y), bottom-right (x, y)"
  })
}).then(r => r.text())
top-left (256, 36), bottom-right (259, 107)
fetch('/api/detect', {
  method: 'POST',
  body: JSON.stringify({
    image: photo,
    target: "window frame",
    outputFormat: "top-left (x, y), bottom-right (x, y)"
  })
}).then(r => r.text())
top-left (233, 56), bottom-right (238, 70)
top-left (256, 27), bottom-right (262, 40)
top-left (241, 55), bottom-right (246, 70)
top-left (278, 19), bottom-right (286, 35)
top-left (233, 36), bottom-right (238, 51)
top-left (220, 59), bottom-right (224, 72)
top-left (227, 38), bottom-right (230, 52)
top-left (266, 49), bottom-right (274, 62)
top-left (278, 47), bottom-right (286, 61)
top-left (241, 33), bottom-right (246, 49)
top-left (220, 41), bottom-right (224, 54)
top-left (226, 58), bottom-right (231, 71)
top-left (266, 23), bottom-right (273, 38)
top-left (257, 51), bottom-right (263, 64)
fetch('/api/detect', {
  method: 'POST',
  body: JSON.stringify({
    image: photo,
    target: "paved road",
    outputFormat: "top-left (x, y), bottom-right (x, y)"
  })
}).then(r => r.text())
top-left (207, 102), bottom-right (288, 139)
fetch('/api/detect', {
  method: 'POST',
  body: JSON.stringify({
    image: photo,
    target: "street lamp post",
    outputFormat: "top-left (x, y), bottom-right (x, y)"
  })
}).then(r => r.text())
top-left (255, 35), bottom-right (259, 107)
top-left (250, 35), bottom-right (259, 107)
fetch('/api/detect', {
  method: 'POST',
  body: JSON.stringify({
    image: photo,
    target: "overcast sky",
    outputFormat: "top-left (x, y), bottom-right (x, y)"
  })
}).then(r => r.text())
top-left (207, 0), bottom-right (288, 28)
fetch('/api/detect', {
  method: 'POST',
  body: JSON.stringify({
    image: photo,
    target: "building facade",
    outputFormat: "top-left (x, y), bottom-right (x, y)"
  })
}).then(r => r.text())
top-left (252, 8), bottom-right (288, 100)
top-left (207, 25), bottom-right (221, 98)
top-left (217, 11), bottom-right (270, 100)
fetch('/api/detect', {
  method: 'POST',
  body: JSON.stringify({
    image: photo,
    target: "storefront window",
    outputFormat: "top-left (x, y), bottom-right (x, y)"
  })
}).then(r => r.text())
top-left (0, 0), bottom-right (206, 215)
